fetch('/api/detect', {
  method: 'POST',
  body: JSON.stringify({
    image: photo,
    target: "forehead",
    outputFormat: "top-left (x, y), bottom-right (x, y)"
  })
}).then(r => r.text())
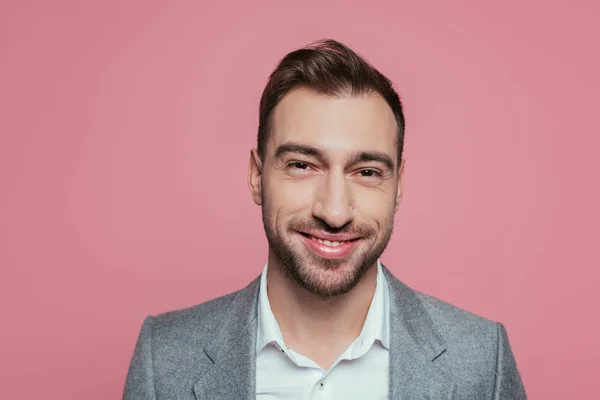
top-left (269, 87), bottom-right (398, 162)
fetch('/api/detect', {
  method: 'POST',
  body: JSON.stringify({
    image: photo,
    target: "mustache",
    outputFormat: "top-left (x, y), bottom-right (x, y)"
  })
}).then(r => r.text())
top-left (287, 217), bottom-right (376, 237)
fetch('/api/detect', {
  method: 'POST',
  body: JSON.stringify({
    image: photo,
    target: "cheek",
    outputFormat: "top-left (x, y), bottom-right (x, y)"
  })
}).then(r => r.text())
top-left (265, 178), bottom-right (316, 213)
top-left (353, 188), bottom-right (397, 225)
top-left (354, 186), bottom-right (397, 210)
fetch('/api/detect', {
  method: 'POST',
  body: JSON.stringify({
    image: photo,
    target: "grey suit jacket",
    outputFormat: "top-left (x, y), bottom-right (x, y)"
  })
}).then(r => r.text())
top-left (123, 267), bottom-right (527, 399)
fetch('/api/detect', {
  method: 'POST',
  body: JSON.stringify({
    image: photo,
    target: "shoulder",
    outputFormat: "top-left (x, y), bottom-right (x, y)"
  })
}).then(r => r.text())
top-left (124, 278), bottom-right (260, 395)
top-left (149, 290), bottom-right (240, 339)
top-left (146, 275), bottom-right (260, 344)
top-left (416, 290), bottom-right (499, 340)
top-left (384, 267), bottom-right (501, 370)
top-left (383, 266), bottom-right (499, 344)
top-left (412, 289), bottom-right (503, 385)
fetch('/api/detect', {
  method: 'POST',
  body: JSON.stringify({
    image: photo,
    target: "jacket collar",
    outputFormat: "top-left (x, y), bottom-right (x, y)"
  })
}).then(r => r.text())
top-left (193, 276), bottom-right (260, 400)
top-left (194, 265), bottom-right (456, 399)
top-left (382, 266), bottom-right (456, 399)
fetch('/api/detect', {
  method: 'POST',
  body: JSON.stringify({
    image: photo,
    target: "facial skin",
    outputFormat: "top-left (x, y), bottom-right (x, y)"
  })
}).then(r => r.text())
top-left (249, 87), bottom-right (404, 298)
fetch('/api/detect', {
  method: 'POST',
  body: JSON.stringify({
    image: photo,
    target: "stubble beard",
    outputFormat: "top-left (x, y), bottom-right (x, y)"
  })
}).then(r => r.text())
top-left (261, 203), bottom-right (395, 298)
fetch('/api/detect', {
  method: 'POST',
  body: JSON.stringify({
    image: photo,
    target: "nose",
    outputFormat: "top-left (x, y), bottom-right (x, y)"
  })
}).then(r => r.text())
top-left (312, 169), bottom-right (354, 228)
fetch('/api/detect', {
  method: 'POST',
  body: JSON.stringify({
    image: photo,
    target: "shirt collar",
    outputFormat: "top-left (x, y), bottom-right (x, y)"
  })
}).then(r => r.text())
top-left (256, 261), bottom-right (286, 353)
top-left (256, 260), bottom-right (390, 354)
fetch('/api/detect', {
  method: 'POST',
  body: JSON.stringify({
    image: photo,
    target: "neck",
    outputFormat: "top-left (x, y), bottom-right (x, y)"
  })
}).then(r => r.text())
top-left (266, 250), bottom-right (378, 368)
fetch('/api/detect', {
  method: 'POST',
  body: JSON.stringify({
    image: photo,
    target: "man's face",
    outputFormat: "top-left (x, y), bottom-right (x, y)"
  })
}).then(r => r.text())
top-left (249, 87), bottom-right (404, 297)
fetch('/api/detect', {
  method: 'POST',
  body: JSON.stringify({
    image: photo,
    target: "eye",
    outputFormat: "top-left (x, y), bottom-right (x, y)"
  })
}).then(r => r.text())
top-left (286, 161), bottom-right (313, 174)
top-left (358, 169), bottom-right (381, 178)
top-left (291, 162), bottom-right (310, 170)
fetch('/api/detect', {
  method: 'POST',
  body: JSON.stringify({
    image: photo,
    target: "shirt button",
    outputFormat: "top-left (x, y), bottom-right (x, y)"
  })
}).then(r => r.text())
top-left (319, 382), bottom-right (325, 391)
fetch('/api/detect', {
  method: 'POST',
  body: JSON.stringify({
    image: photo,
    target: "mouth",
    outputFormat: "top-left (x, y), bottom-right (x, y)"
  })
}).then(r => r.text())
top-left (299, 232), bottom-right (359, 246)
top-left (296, 232), bottom-right (362, 259)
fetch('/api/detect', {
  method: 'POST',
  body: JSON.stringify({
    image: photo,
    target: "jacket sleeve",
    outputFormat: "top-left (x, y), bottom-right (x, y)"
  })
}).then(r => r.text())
top-left (123, 316), bottom-right (157, 400)
top-left (493, 323), bottom-right (527, 400)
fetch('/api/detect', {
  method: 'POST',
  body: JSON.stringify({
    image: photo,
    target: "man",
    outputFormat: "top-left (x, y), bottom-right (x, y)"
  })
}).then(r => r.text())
top-left (123, 39), bottom-right (527, 399)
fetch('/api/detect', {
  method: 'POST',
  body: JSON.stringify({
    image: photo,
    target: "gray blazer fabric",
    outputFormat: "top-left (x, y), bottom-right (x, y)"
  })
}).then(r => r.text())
top-left (123, 267), bottom-right (527, 399)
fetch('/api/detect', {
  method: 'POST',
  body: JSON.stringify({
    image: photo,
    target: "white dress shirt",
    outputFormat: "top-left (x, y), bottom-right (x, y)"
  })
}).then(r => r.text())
top-left (256, 260), bottom-right (390, 400)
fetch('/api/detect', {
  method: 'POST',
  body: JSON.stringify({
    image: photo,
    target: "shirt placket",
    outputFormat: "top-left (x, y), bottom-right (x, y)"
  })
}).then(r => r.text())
top-left (311, 375), bottom-right (333, 400)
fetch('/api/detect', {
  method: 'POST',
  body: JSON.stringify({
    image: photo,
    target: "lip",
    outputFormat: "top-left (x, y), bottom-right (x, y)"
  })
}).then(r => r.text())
top-left (298, 230), bottom-right (361, 242)
top-left (297, 232), bottom-right (361, 259)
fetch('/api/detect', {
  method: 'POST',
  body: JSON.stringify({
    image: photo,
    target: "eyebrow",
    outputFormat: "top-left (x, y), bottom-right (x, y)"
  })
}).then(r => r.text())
top-left (347, 151), bottom-right (395, 171)
top-left (274, 142), bottom-right (396, 171)
top-left (274, 143), bottom-right (326, 161)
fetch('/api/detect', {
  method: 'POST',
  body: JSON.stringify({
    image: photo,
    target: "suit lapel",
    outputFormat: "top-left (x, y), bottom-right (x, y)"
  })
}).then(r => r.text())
top-left (193, 277), bottom-right (260, 400)
top-left (383, 267), bottom-right (457, 400)
top-left (192, 267), bottom-right (456, 400)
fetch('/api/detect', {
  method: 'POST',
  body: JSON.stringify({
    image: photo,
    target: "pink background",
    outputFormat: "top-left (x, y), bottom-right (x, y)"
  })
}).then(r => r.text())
top-left (1, 1), bottom-right (599, 398)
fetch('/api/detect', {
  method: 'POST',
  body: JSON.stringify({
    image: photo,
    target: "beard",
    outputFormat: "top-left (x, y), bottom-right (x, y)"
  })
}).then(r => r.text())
top-left (261, 204), bottom-right (394, 298)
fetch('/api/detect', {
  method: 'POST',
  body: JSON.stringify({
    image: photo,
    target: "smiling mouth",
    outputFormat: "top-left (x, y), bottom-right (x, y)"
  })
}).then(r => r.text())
top-left (297, 232), bottom-right (361, 247)
top-left (296, 231), bottom-right (362, 259)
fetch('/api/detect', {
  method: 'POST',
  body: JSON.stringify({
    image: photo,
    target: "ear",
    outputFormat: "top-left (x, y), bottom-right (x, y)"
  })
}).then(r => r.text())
top-left (248, 148), bottom-right (263, 205)
top-left (394, 158), bottom-right (405, 213)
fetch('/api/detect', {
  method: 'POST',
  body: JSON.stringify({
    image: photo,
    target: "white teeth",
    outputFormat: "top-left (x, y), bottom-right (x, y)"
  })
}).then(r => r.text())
top-left (312, 237), bottom-right (344, 246)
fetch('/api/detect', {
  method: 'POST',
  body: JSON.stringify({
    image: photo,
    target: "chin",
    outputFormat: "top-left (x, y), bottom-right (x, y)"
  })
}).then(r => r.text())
top-left (293, 257), bottom-right (369, 297)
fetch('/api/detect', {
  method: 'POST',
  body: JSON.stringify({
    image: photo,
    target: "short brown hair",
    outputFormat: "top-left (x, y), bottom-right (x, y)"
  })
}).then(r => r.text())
top-left (257, 39), bottom-right (405, 165)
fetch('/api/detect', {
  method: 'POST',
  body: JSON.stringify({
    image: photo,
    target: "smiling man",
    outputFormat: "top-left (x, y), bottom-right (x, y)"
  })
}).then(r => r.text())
top-left (123, 40), bottom-right (527, 399)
